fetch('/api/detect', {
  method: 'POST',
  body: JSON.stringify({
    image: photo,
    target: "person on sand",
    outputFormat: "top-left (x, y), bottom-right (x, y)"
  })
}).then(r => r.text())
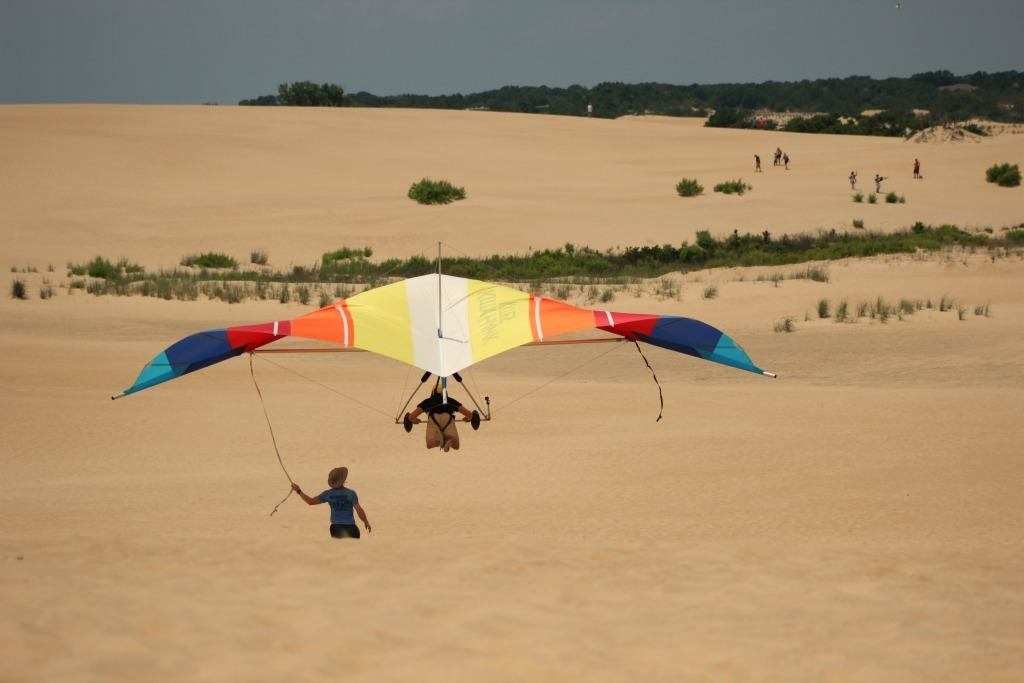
top-left (405, 378), bottom-right (477, 452)
top-left (291, 467), bottom-right (371, 539)
top-left (913, 158), bottom-right (921, 179)
top-left (783, 152), bottom-right (790, 170)
top-left (874, 174), bottom-right (887, 192)
top-left (755, 154), bottom-right (762, 172)
top-left (849, 170), bottom-right (858, 189)
top-left (774, 147), bottom-right (782, 166)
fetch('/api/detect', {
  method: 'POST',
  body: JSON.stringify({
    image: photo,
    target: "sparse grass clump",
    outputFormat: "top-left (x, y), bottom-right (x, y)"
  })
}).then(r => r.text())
top-left (676, 178), bottom-right (704, 197)
top-left (939, 294), bottom-right (954, 312)
top-left (181, 252), bottom-right (238, 269)
top-left (600, 287), bottom-right (615, 303)
top-left (408, 178), bottom-right (466, 205)
top-left (773, 317), bottom-right (795, 333)
top-left (713, 179), bottom-right (752, 195)
top-left (852, 193), bottom-right (864, 203)
top-left (296, 285), bottom-right (311, 306)
top-left (655, 278), bottom-right (680, 300)
top-left (867, 193), bottom-right (878, 204)
top-left (278, 284), bottom-right (290, 304)
top-left (835, 299), bottom-right (848, 322)
top-left (853, 218), bottom-right (864, 229)
top-left (974, 304), bottom-right (991, 317)
top-left (319, 290), bottom-right (332, 307)
top-left (985, 163), bottom-right (1021, 188)
top-left (250, 249), bottom-right (269, 266)
top-left (703, 285), bottom-right (718, 299)
top-left (10, 279), bottom-right (27, 300)
top-left (957, 305), bottom-right (968, 321)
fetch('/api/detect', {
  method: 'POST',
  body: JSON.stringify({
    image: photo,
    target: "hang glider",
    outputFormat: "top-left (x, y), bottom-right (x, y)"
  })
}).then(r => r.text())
top-left (113, 273), bottom-right (774, 400)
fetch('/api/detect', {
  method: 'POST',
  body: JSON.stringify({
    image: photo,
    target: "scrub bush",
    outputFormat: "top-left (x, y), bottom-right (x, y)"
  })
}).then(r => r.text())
top-left (676, 178), bottom-right (704, 197)
top-left (408, 178), bottom-right (466, 205)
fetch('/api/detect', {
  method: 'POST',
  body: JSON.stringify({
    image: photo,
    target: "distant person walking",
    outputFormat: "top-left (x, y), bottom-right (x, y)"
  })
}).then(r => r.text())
top-left (587, 103), bottom-right (593, 117)
top-left (755, 154), bottom-right (762, 172)
top-left (849, 170), bottom-right (858, 189)
top-left (913, 158), bottom-right (921, 179)
top-left (874, 174), bottom-right (887, 192)
top-left (783, 153), bottom-right (790, 170)
top-left (774, 147), bottom-right (782, 166)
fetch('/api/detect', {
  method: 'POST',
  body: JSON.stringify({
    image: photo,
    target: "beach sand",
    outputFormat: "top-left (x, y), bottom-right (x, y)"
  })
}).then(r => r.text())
top-left (1, 106), bottom-right (1023, 682)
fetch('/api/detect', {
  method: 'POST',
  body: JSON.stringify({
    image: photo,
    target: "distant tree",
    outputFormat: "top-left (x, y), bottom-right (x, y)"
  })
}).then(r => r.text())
top-left (275, 82), bottom-right (349, 107)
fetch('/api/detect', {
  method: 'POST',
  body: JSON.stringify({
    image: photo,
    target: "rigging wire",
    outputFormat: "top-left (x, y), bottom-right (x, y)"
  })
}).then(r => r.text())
top-left (632, 340), bottom-right (664, 422)
top-left (492, 340), bottom-right (626, 415)
top-left (254, 352), bottom-right (393, 419)
top-left (249, 354), bottom-right (294, 516)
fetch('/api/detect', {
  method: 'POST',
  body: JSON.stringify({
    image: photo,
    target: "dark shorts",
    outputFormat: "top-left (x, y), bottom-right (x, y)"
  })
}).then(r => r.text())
top-left (330, 524), bottom-right (361, 539)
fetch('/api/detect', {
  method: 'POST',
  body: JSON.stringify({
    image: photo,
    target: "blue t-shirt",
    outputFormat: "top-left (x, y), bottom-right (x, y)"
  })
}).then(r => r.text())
top-left (318, 487), bottom-right (359, 525)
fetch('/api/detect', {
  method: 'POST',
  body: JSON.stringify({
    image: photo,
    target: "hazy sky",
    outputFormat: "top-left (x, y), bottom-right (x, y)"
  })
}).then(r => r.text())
top-left (1, 0), bottom-right (1020, 104)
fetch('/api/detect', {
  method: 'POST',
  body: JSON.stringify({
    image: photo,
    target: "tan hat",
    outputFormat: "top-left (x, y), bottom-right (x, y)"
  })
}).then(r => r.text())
top-left (327, 467), bottom-right (348, 488)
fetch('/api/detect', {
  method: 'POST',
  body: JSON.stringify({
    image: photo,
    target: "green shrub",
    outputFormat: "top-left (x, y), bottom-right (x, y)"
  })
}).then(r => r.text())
top-left (939, 294), bottom-right (954, 312)
top-left (408, 178), bottom-right (466, 205)
top-left (278, 284), bottom-right (290, 304)
top-left (703, 285), bottom-right (718, 299)
top-left (885, 192), bottom-right (899, 204)
top-left (322, 247), bottom-right (373, 265)
top-left (600, 287), bottom-right (615, 303)
top-left (852, 219), bottom-right (864, 229)
top-left (868, 193), bottom-right (877, 204)
top-left (181, 252), bottom-right (238, 269)
top-left (852, 193), bottom-right (864, 203)
top-left (318, 290), bottom-right (332, 307)
top-left (817, 299), bottom-right (830, 318)
top-left (250, 249), bottom-right (269, 265)
top-left (296, 284), bottom-right (311, 305)
top-left (85, 256), bottom-right (120, 279)
top-left (676, 178), bottom-right (704, 197)
top-left (974, 304), bottom-right (991, 317)
top-left (962, 123), bottom-right (989, 137)
top-left (713, 179), bottom-right (752, 195)
top-left (10, 279), bottom-right (26, 299)
top-left (985, 163), bottom-right (1021, 187)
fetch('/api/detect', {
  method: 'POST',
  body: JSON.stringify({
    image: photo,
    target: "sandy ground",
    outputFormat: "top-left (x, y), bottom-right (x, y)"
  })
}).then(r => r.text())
top-left (2, 106), bottom-right (1023, 682)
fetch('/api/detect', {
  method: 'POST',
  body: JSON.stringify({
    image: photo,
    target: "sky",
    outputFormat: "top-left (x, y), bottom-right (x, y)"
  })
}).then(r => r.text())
top-left (1, 0), bottom-right (1021, 104)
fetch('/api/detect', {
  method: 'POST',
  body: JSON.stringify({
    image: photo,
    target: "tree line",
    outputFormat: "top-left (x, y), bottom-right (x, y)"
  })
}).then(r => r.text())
top-left (239, 71), bottom-right (1023, 124)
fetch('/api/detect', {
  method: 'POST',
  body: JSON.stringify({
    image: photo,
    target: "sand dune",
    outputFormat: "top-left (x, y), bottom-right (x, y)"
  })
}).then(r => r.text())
top-left (1, 106), bottom-right (1023, 682)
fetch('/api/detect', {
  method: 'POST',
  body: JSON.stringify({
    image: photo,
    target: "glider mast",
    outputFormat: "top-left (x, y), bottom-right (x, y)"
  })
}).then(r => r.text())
top-left (437, 241), bottom-right (448, 403)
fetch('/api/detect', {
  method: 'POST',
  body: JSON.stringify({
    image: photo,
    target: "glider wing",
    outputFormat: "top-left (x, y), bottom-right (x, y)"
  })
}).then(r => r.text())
top-left (115, 274), bottom-right (770, 398)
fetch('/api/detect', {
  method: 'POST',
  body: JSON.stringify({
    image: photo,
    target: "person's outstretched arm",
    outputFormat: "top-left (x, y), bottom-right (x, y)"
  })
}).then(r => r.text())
top-left (291, 483), bottom-right (323, 505)
top-left (354, 503), bottom-right (372, 532)
top-left (407, 407), bottom-right (424, 423)
top-left (457, 406), bottom-right (473, 420)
